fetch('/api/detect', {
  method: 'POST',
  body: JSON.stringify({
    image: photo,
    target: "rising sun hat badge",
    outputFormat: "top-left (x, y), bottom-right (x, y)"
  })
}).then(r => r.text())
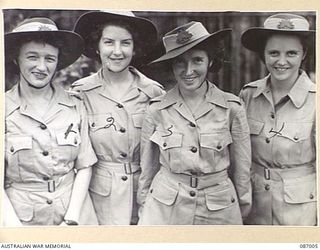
top-left (38, 25), bottom-right (53, 31)
top-left (176, 29), bottom-right (193, 44)
top-left (277, 19), bottom-right (295, 29)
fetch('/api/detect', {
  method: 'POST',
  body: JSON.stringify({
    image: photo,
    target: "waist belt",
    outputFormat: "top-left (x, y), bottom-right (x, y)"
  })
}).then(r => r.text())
top-left (254, 164), bottom-right (315, 181)
top-left (6, 170), bottom-right (75, 193)
top-left (95, 161), bottom-right (140, 175)
top-left (161, 167), bottom-right (228, 190)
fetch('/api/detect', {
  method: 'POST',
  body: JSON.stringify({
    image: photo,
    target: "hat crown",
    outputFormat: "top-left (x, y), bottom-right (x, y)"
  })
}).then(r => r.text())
top-left (12, 17), bottom-right (59, 33)
top-left (263, 14), bottom-right (310, 31)
top-left (163, 21), bottom-right (210, 53)
top-left (99, 10), bottom-right (136, 18)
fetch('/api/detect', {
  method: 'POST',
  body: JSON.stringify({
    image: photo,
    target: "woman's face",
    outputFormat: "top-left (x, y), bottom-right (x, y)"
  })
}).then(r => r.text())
top-left (264, 34), bottom-right (305, 84)
top-left (172, 49), bottom-right (211, 92)
top-left (17, 41), bottom-right (58, 89)
top-left (98, 25), bottom-right (134, 73)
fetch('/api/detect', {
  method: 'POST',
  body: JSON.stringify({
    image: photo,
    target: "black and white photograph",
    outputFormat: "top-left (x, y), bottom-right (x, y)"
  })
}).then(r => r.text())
top-left (1, 5), bottom-right (318, 243)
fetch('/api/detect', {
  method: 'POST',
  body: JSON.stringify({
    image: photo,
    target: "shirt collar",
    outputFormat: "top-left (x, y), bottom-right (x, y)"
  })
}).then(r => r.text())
top-left (158, 81), bottom-right (228, 110)
top-left (288, 70), bottom-right (315, 108)
top-left (6, 83), bottom-right (75, 117)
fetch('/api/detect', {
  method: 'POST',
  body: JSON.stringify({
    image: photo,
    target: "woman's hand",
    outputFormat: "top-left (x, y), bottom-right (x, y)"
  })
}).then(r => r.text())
top-left (2, 191), bottom-right (23, 226)
top-left (63, 167), bottom-right (92, 225)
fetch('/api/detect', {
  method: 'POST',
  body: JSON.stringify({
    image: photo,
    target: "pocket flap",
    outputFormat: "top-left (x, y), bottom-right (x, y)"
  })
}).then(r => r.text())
top-left (204, 187), bottom-right (236, 211)
top-left (150, 131), bottom-right (183, 150)
top-left (12, 201), bottom-right (34, 222)
top-left (56, 127), bottom-right (81, 147)
top-left (6, 136), bottom-right (32, 154)
top-left (280, 122), bottom-right (313, 142)
top-left (248, 119), bottom-right (264, 135)
top-left (151, 182), bottom-right (178, 206)
top-left (89, 168), bottom-right (112, 196)
top-left (200, 132), bottom-right (232, 151)
top-left (284, 173), bottom-right (316, 204)
top-left (132, 112), bottom-right (145, 128)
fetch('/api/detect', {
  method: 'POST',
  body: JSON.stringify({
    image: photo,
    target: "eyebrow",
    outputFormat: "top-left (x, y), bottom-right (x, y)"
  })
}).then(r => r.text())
top-left (25, 51), bottom-right (58, 57)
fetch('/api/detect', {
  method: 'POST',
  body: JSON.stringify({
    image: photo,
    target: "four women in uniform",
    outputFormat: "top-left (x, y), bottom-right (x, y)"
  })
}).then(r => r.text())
top-left (3, 11), bottom-right (317, 226)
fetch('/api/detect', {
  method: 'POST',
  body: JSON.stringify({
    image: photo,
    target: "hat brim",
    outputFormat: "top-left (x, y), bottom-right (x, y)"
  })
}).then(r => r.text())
top-left (151, 28), bottom-right (232, 64)
top-left (5, 31), bottom-right (84, 70)
top-left (74, 11), bottom-right (158, 59)
top-left (241, 28), bottom-right (315, 52)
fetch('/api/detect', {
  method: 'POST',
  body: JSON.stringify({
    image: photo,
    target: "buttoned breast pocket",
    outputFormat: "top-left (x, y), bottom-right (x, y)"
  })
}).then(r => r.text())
top-left (132, 112), bottom-right (145, 145)
top-left (5, 135), bottom-right (33, 181)
top-left (200, 131), bottom-right (233, 170)
top-left (150, 130), bottom-right (183, 168)
top-left (55, 124), bottom-right (81, 162)
top-left (274, 122), bottom-right (314, 165)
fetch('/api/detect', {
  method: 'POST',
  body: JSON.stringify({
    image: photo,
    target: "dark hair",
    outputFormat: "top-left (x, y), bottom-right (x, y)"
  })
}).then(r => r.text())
top-left (256, 33), bottom-right (309, 63)
top-left (194, 41), bottom-right (226, 72)
top-left (88, 20), bottom-right (141, 63)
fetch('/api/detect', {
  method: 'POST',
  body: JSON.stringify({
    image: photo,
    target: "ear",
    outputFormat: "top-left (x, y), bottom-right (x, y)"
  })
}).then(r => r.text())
top-left (96, 50), bottom-right (100, 55)
top-left (209, 60), bottom-right (213, 68)
top-left (13, 59), bottom-right (18, 65)
top-left (302, 49), bottom-right (307, 60)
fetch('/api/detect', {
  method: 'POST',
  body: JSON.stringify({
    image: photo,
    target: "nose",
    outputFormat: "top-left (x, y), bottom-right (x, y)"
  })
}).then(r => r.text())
top-left (113, 42), bottom-right (122, 56)
top-left (277, 53), bottom-right (287, 65)
top-left (185, 62), bottom-right (194, 76)
top-left (36, 58), bottom-right (47, 71)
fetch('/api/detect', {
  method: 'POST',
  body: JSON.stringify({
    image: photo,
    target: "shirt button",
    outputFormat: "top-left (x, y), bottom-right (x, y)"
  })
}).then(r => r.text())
top-left (150, 189), bottom-right (153, 193)
top-left (294, 136), bottom-right (299, 141)
top-left (264, 184), bottom-right (270, 191)
top-left (47, 199), bottom-right (53, 205)
top-left (117, 103), bottom-right (123, 108)
top-left (310, 193), bottom-right (314, 200)
top-left (43, 176), bottom-right (49, 181)
top-left (270, 113), bottom-right (275, 119)
top-left (231, 197), bottom-right (235, 203)
top-left (217, 145), bottom-right (222, 150)
top-left (120, 152), bottom-right (127, 158)
top-left (163, 142), bottom-right (167, 147)
top-left (10, 146), bottom-right (14, 152)
top-left (42, 150), bottom-right (49, 156)
top-left (91, 122), bottom-right (96, 127)
top-left (189, 122), bottom-right (196, 127)
top-left (191, 146), bottom-right (197, 153)
top-left (40, 123), bottom-right (47, 130)
top-left (119, 127), bottom-right (126, 133)
top-left (74, 138), bottom-right (78, 144)
top-left (265, 138), bottom-right (271, 143)
top-left (121, 176), bottom-right (128, 181)
top-left (189, 191), bottom-right (196, 197)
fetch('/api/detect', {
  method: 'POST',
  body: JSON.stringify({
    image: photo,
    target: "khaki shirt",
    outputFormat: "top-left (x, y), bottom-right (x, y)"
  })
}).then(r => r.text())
top-left (5, 84), bottom-right (97, 184)
top-left (138, 82), bottom-right (252, 217)
top-left (71, 67), bottom-right (165, 166)
top-left (240, 70), bottom-right (316, 169)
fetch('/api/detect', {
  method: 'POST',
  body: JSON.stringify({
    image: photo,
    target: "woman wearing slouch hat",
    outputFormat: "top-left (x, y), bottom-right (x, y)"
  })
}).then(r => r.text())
top-left (4, 17), bottom-right (98, 226)
top-left (138, 21), bottom-right (252, 225)
top-left (71, 11), bottom-right (164, 225)
top-left (240, 13), bottom-right (316, 225)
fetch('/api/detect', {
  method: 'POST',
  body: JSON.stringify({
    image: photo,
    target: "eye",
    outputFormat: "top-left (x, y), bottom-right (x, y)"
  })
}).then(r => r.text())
top-left (122, 40), bottom-right (133, 46)
top-left (267, 51), bottom-right (279, 57)
top-left (46, 56), bottom-right (57, 63)
top-left (173, 58), bottom-right (185, 67)
top-left (26, 55), bottom-right (38, 61)
top-left (287, 51), bottom-right (299, 57)
top-left (103, 39), bottom-right (113, 45)
top-left (193, 57), bottom-right (204, 64)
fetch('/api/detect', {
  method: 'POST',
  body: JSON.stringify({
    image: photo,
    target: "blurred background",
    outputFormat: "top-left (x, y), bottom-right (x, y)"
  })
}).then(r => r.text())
top-left (3, 9), bottom-right (316, 94)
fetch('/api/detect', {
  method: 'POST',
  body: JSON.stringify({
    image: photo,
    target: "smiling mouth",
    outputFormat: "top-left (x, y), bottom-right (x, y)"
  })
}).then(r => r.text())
top-left (274, 67), bottom-right (289, 72)
top-left (33, 72), bottom-right (47, 79)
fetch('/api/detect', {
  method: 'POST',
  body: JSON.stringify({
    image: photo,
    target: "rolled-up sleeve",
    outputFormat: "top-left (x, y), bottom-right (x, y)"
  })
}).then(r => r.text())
top-left (229, 103), bottom-right (252, 219)
top-left (74, 100), bottom-right (97, 170)
top-left (137, 107), bottom-right (160, 206)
